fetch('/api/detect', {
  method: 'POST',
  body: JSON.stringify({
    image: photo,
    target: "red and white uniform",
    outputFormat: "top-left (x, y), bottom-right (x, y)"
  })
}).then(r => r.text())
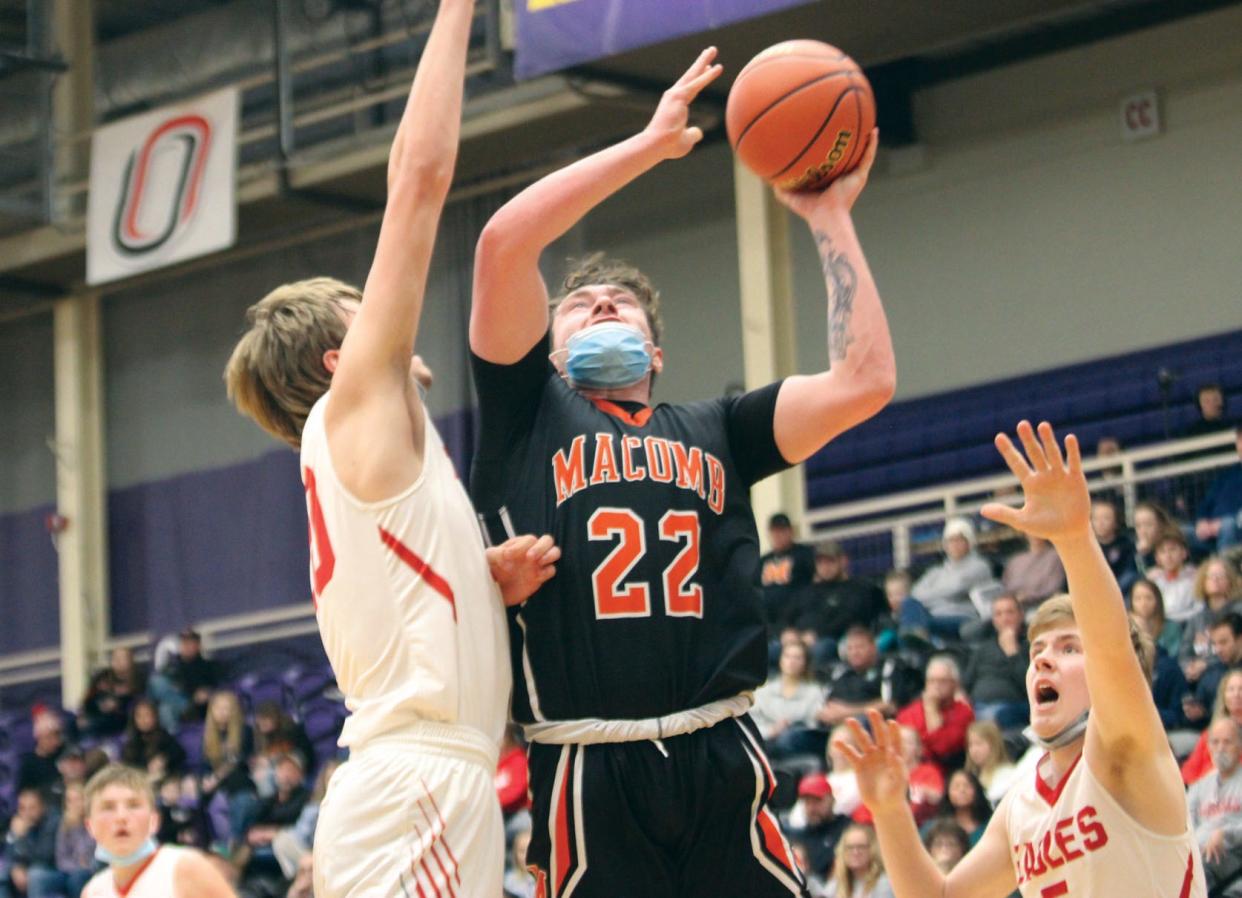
top-left (300, 394), bottom-right (511, 897)
top-left (999, 752), bottom-right (1206, 898)
top-left (82, 846), bottom-right (189, 898)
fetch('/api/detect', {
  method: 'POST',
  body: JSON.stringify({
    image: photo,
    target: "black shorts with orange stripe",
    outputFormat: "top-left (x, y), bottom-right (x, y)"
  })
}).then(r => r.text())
top-left (523, 715), bottom-right (809, 898)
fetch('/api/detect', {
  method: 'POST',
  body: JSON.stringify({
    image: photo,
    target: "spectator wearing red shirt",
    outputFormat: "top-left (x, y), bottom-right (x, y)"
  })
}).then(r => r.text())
top-left (495, 724), bottom-right (529, 817)
top-left (896, 655), bottom-right (974, 773)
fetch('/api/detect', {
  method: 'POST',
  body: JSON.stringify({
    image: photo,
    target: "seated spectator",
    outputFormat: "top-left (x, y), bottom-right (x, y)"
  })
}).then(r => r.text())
top-left (80, 647), bottom-right (147, 738)
top-left (786, 773), bottom-right (850, 883)
top-left (963, 721), bottom-right (1017, 805)
top-left (817, 628), bottom-right (918, 727)
top-left (200, 690), bottom-right (258, 852)
top-left (909, 518), bottom-right (996, 635)
top-left (52, 781), bottom-right (95, 897)
top-left (854, 728), bottom-right (943, 826)
top-left (45, 745), bottom-right (88, 811)
top-left (496, 725), bottom-right (530, 818)
top-left (818, 824), bottom-right (894, 898)
top-left (826, 726), bottom-right (863, 819)
top-left (148, 628), bottom-right (221, 730)
top-left (1187, 717), bottom-right (1242, 896)
top-left (922, 818), bottom-right (970, 875)
top-left (1002, 535), bottom-right (1066, 615)
top-left (1183, 614), bottom-right (1242, 731)
top-left (795, 542), bottom-right (889, 666)
top-left (251, 703), bottom-right (315, 778)
top-left (1129, 578), bottom-right (1183, 661)
top-left (1195, 427), bottom-right (1242, 553)
top-left (876, 570), bottom-right (934, 652)
top-left (962, 594), bottom-right (1030, 729)
top-left (16, 710), bottom-right (66, 798)
top-left (1091, 497), bottom-right (1138, 593)
top-left (235, 753), bottom-right (308, 879)
top-left (922, 770), bottom-right (990, 847)
top-left (156, 775), bottom-right (211, 849)
top-left (1, 788), bottom-right (60, 898)
top-left (503, 827), bottom-right (536, 898)
top-left (895, 656), bottom-right (974, 773)
top-left (1183, 670), bottom-right (1242, 785)
top-left (120, 698), bottom-right (187, 782)
top-left (1179, 556), bottom-right (1242, 679)
top-left (1184, 383), bottom-right (1232, 439)
top-left (1149, 529), bottom-right (1198, 621)
top-left (1133, 500), bottom-right (1176, 575)
top-left (758, 512), bottom-right (817, 632)
top-left (753, 641), bottom-right (827, 760)
top-left (271, 758), bottom-right (339, 882)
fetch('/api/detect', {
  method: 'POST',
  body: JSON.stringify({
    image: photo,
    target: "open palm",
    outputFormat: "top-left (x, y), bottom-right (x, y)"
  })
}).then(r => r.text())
top-left (836, 710), bottom-right (910, 813)
top-left (980, 420), bottom-right (1091, 543)
top-left (645, 47), bottom-right (723, 160)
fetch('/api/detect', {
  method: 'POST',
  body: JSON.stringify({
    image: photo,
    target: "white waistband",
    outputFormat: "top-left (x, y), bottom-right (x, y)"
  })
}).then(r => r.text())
top-left (351, 720), bottom-right (499, 771)
top-left (521, 693), bottom-right (753, 746)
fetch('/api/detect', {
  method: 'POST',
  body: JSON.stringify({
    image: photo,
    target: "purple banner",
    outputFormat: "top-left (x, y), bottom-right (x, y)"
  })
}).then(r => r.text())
top-left (514, 0), bottom-right (816, 80)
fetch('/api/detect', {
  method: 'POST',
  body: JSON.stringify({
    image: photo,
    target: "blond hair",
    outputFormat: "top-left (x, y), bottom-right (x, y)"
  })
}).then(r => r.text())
top-left (1195, 556), bottom-right (1242, 605)
top-left (1028, 593), bottom-right (1155, 683)
top-left (1213, 669), bottom-right (1242, 721)
top-left (203, 690), bottom-right (245, 771)
top-left (964, 720), bottom-right (1011, 781)
top-left (84, 764), bottom-right (154, 814)
top-left (224, 277), bottom-right (360, 449)
top-left (831, 824), bottom-right (885, 895)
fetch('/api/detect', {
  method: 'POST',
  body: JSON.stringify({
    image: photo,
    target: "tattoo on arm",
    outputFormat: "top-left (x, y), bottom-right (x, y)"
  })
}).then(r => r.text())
top-left (813, 229), bottom-right (857, 363)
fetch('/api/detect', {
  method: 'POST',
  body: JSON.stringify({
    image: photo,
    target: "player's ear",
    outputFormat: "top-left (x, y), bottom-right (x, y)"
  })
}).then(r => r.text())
top-left (148, 808), bottom-right (161, 836)
top-left (650, 346), bottom-right (664, 376)
top-left (323, 348), bottom-right (341, 374)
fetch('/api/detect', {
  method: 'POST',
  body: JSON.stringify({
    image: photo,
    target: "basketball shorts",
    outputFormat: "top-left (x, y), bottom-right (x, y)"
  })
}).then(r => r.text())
top-left (524, 715), bottom-right (808, 898)
top-left (313, 721), bottom-right (503, 898)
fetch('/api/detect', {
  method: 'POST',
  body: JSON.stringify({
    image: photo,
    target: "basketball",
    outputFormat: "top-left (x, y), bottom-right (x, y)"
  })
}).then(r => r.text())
top-left (726, 40), bottom-right (876, 192)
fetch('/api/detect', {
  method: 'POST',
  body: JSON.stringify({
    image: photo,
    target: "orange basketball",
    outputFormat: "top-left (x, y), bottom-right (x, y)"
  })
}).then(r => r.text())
top-left (726, 40), bottom-right (875, 192)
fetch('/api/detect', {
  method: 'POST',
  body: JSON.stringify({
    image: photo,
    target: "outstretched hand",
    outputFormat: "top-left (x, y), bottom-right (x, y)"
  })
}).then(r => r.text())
top-left (775, 127), bottom-right (879, 220)
top-left (644, 47), bottom-right (723, 161)
top-left (980, 421), bottom-right (1092, 544)
top-left (487, 534), bottom-right (560, 607)
top-left (834, 709), bottom-right (910, 815)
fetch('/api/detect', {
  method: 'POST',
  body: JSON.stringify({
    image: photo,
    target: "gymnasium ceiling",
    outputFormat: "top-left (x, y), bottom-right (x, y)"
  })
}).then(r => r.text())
top-left (0, 0), bottom-right (1240, 306)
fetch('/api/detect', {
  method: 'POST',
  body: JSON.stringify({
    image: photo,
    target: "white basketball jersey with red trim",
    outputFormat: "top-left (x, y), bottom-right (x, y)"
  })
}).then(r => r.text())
top-left (82, 846), bottom-right (187, 898)
top-left (1001, 752), bottom-right (1205, 898)
top-left (300, 394), bottom-right (510, 749)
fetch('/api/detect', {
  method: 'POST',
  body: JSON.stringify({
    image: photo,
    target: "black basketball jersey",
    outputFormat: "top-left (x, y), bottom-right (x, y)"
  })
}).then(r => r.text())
top-left (470, 334), bottom-right (790, 724)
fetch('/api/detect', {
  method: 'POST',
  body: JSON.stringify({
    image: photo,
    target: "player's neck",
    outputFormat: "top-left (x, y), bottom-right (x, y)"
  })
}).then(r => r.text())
top-left (1043, 737), bottom-right (1085, 783)
top-left (577, 380), bottom-right (651, 406)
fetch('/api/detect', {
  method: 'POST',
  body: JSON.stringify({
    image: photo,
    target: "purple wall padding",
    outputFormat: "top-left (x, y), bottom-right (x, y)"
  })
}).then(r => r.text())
top-left (0, 504), bottom-right (60, 654)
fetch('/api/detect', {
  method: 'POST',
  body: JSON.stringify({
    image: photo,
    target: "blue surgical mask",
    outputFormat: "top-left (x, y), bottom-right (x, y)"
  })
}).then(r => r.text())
top-left (559, 322), bottom-right (653, 389)
top-left (95, 836), bottom-right (158, 868)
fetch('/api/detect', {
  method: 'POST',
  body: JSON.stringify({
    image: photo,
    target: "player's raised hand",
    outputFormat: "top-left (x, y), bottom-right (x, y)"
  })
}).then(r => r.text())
top-left (644, 47), bottom-right (723, 160)
top-left (486, 534), bottom-right (560, 607)
top-left (834, 709), bottom-right (909, 814)
top-left (980, 421), bottom-right (1092, 544)
top-left (775, 128), bottom-right (878, 219)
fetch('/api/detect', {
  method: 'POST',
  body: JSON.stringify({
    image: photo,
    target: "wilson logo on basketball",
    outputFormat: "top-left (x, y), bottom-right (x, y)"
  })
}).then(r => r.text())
top-left (111, 114), bottom-right (213, 257)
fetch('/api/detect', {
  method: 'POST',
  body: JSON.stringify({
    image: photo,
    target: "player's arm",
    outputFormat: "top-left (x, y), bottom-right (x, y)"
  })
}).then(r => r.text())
top-left (324, 0), bottom-right (474, 498)
top-left (471, 48), bottom-right (722, 364)
top-left (175, 849), bottom-right (239, 898)
top-left (770, 132), bottom-right (896, 464)
top-left (981, 422), bottom-right (1185, 825)
top-left (840, 710), bottom-right (1016, 898)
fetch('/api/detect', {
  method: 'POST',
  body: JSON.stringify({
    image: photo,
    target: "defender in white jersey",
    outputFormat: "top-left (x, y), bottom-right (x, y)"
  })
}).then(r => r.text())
top-left (224, 0), bottom-right (558, 893)
top-left (82, 764), bottom-right (235, 898)
top-left (838, 421), bottom-right (1206, 898)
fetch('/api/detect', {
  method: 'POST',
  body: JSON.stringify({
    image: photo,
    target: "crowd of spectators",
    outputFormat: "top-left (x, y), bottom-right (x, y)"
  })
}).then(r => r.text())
top-left (754, 421), bottom-right (1242, 895)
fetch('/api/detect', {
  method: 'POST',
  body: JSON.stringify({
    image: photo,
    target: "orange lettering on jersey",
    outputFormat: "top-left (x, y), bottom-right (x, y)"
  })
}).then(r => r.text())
top-left (672, 443), bottom-right (705, 498)
top-left (1077, 806), bottom-right (1108, 851)
top-left (552, 435), bottom-right (587, 505)
top-left (621, 435), bottom-right (646, 481)
top-left (706, 454), bottom-right (726, 514)
top-left (645, 436), bottom-right (674, 483)
top-left (590, 433), bottom-right (621, 484)
top-left (1053, 816), bottom-right (1084, 862)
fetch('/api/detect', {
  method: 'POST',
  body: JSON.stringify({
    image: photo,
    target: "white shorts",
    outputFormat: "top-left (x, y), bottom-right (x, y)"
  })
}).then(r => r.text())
top-left (313, 721), bottom-right (503, 898)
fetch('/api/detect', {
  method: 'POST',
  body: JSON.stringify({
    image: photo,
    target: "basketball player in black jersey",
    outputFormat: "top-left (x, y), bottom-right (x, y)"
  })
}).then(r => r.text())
top-left (469, 48), bottom-right (894, 898)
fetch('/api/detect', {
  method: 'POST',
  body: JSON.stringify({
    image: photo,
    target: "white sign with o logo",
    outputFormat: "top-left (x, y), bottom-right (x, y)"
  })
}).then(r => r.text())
top-left (87, 88), bottom-right (238, 286)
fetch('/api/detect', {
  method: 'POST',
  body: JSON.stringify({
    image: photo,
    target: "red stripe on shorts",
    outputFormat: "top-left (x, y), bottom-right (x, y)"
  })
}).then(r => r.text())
top-left (1178, 851), bottom-right (1196, 898)
top-left (378, 526), bottom-right (457, 621)
top-left (554, 750), bottom-right (574, 895)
